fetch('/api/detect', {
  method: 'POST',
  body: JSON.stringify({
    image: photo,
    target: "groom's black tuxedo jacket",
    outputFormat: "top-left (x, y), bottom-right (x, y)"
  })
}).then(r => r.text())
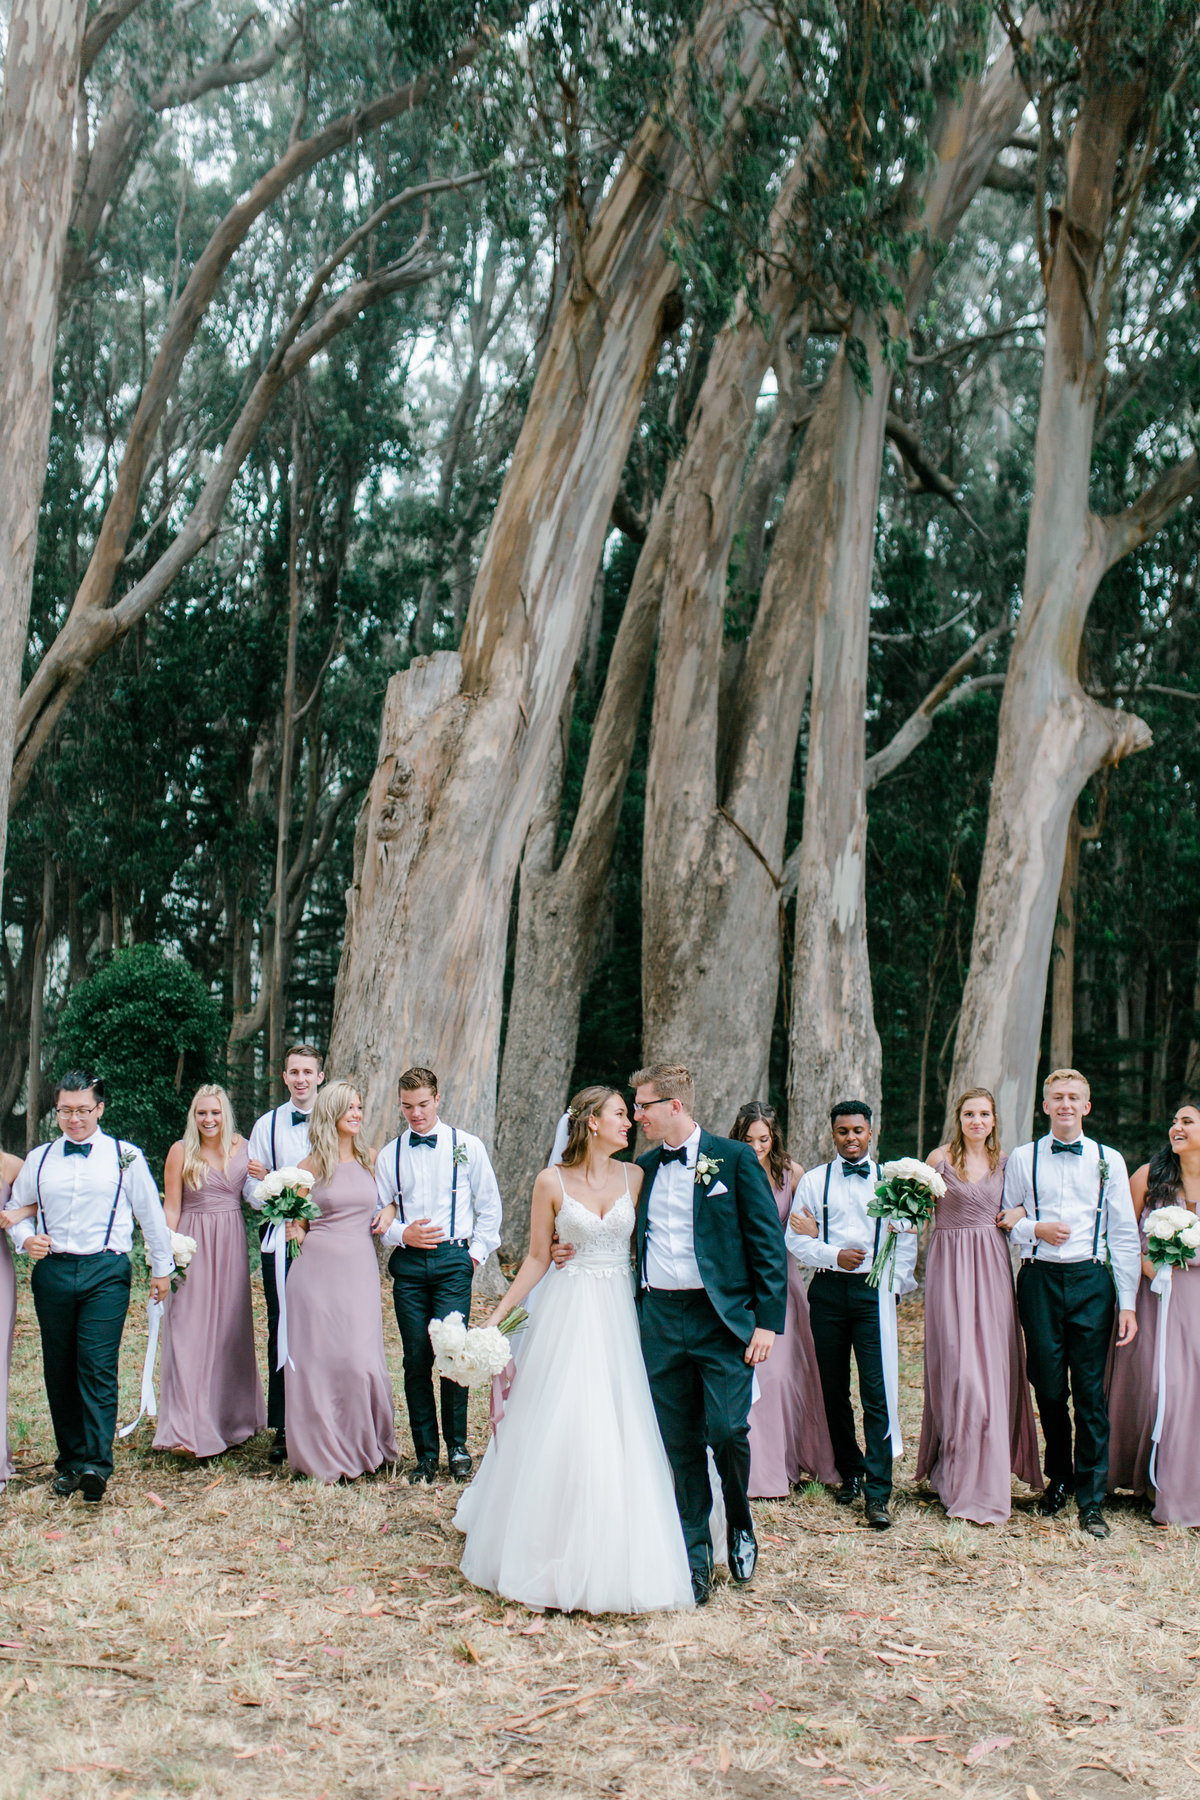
top-left (635, 1129), bottom-right (788, 1343)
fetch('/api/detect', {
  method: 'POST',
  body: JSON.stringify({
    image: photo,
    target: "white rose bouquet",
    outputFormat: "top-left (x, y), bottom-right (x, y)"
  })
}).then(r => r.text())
top-left (1143, 1204), bottom-right (1200, 1272)
top-left (866, 1158), bottom-right (945, 1289)
top-left (428, 1308), bottom-right (529, 1388)
top-left (254, 1165), bottom-right (320, 1257)
top-left (145, 1230), bottom-right (198, 1290)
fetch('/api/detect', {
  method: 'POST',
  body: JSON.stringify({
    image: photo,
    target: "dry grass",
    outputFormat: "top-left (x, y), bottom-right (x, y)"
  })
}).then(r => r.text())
top-left (2, 1269), bottom-right (1199, 1800)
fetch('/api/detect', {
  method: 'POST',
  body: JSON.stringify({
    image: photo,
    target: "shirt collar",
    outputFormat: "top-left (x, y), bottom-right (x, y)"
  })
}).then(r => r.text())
top-left (404, 1120), bottom-right (444, 1143)
top-left (662, 1124), bottom-right (701, 1163)
top-left (60, 1127), bottom-right (106, 1150)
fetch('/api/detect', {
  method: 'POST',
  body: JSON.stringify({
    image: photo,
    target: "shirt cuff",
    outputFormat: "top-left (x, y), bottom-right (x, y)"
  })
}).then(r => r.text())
top-left (468, 1239), bottom-right (487, 1266)
top-left (1010, 1217), bottom-right (1035, 1246)
top-left (1116, 1279), bottom-right (1139, 1311)
top-left (380, 1221), bottom-right (405, 1249)
top-left (10, 1218), bottom-right (34, 1252)
top-left (150, 1256), bottom-right (174, 1279)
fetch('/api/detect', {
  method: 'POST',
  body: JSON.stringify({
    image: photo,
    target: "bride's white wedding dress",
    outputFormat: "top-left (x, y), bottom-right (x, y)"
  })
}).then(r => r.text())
top-left (453, 1171), bottom-right (694, 1613)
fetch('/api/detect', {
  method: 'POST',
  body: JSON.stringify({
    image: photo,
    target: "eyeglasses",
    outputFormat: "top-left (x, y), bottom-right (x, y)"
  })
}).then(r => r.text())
top-left (56, 1105), bottom-right (98, 1120)
top-left (632, 1098), bottom-right (670, 1115)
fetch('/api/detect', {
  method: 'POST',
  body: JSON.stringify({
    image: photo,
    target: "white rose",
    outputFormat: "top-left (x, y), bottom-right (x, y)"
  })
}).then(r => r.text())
top-left (1147, 1210), bottom-right (1177, 1240)
top-left (1181, 1225), bottom-right (1200, 1251)
top-left (275, 1166), bottom-right (315, 1189)
top-left (171, 1232), bottom-right (198, 1269)
top-left (253, 1171), bottom-right (285, 1203)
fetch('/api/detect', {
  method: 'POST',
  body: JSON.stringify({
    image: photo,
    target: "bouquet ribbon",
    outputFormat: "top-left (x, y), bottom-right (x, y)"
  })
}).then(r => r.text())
top-left (878, 1281), bottom-right (903, 1456)
top-left (489, 1359), bottom-right (516, 1435)
top-left (263, 1221), bottom-right (294, 1371)
top-left (118, 1297), bottom-right (165, 1438)
top-left (1149, 1264), bottom-right (1173, 1488)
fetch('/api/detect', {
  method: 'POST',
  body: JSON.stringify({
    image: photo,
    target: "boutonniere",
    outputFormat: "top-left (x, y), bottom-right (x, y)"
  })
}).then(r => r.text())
top-left (118, 1149), bottom-right (137, 1171)
top-left (1098, 1156), bottom-right (1110, 1193)
top-left (452, 1144), bottom-right (469, 1168)
top-left (695, 1153), bottom-right (722, 1189)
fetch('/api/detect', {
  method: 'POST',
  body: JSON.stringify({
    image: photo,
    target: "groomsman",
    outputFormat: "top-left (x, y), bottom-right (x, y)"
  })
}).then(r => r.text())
top-left (786, 1099), bottom-right (917, 1529)
top-left (7, 1072), bottom-right (173, 1501)
top-left (1001, 1067), bottom-right (1140, 1539)
top-left (243, 1042), bottom-right (325, 1463)
top-left (376, 1067), bottom-right (502, 1483)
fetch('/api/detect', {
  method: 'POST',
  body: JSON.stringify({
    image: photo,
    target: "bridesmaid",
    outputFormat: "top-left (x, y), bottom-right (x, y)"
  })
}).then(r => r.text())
top-left (730, 1103), bottom-right (838, 1497)
top-left (1110, 1101), bottom-right (1200, 1523)
top-left (155, 1086), bottom-right (265, 1457)
top-left (917, 1087), bottom-right (1041, 1523)
top-left (287, 1082), bottom-right (399, 1482)
top-left (0, 1152), bottom-right (32, 1491)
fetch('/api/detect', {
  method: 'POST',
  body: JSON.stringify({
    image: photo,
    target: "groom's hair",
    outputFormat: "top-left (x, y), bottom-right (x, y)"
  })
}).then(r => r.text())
top-left (631, 1063), bottom-right (695, 1113)
top-left (830, 1098), bottom-right (872, 1125)
top-left (399, 1066), bottom-right (438, 1095)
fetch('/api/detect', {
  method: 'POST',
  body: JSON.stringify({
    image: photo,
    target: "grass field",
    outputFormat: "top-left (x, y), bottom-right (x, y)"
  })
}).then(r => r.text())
top-left (1, 1265), bottom-right (1199, 1800)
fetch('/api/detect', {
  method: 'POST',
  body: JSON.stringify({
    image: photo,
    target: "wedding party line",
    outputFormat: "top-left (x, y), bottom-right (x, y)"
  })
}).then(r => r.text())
top-left (0, 1046), bottom-right (1196, 1616)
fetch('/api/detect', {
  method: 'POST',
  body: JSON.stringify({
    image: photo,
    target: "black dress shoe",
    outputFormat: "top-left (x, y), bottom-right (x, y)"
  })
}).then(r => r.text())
top-left (1079, 1507), bottom-right (1110, 1539)
top-left (267, 1430), bottom-right (288, 1465)
top-left (834, 1475), bottom-right (864, 1507)
top-left (1037, 1479), bottom-right (1070, 1517)
top-left (691, 1568), bottom-right (712, 1606)
top-left (78, 1468), bottom-right (107, 1504)
top-left (447, 1446), bottom-right (473, 1480)
top-left (728, 1529), bottom-right (758, 1583)
top-left (866, 1502), bottom-right (892, 1530)
top-left (407, 1456), bottom-right (439, 1485)
top-left (52, 1471), bottom-right (80, 1497)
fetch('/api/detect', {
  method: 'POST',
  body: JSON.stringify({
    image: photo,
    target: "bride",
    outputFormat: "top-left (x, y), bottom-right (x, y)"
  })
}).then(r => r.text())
top-left (453, 1086), bottom-right (694, 1613)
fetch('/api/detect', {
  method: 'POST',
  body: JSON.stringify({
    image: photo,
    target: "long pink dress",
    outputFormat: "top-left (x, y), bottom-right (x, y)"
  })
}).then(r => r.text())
top-left (0, 1182), bottom-right (15, 1486)
top-left (1107, 1207), bottom-right (1200, 1523)
top-left (284, 1159), bottom-right (398, 1482)
top-left (1105, 1231), bottom-right (1155, 1498)
top-left (154, 1142), bottom-right (265, 1456)
top-left (748, 1169), bottom-right (839, 1496)
top-left (916, 1156), bottom-right (1042, 1523)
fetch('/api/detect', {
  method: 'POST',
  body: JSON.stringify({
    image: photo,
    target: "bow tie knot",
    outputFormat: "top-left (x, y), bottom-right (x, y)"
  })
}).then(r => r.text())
top-left (410, 1132), bottom-right (438, 1150)
top-left (841, 1159), bottom-right (870, 1178)
top-left (63, 1140), bottom-right (92, 1158)
top-left (291, 1110), bottom-right (309, 1127)
top-left (660, 1145), bottom-right (689, 1167)
top-left (1051, 1139), bottom-right (1083, 1156)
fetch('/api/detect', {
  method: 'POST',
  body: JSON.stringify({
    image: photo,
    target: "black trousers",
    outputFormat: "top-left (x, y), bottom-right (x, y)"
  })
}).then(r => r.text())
top-left (31, 1251), bottom-right (131, 1480)
top-left (390, 1242), bottom-right (475, 1459)
top-left (259, 1221), bottom-right (288, 1433)
top-left (808, 1269), bottom-right (892, 1504)
top-left (1017, 1258), bottom-right (1115, 1511)
top-left (639, 1288), bottom-right (754, 1579)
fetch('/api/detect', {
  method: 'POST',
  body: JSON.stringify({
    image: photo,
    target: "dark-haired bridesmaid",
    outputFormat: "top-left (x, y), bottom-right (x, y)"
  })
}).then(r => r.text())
top-left (916, 1087), bottom-right (1041, 1523)
top-left (0, 1153), bottom-right (32, 1491)
top-left (730, 1103), bottom-right (838, 1497)
top-left (1108, 1101), bottom-right (1200, 1524)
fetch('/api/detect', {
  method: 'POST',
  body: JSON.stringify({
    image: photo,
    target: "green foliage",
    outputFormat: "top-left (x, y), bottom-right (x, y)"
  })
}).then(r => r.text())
top-left (53, 948), bottom-right (225, 1176)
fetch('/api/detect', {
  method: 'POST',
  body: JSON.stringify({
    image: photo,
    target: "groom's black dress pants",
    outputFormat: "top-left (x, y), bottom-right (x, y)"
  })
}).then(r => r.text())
top-left (259, 1221), bottom-right (288, 1432)
top-left (640, 1288), bottom-right (754, 1579)
top-left (808, 1269), bottom-right (892, 1504)
top-left (1017, 1258), bottom-right (1115, 1510)
top-left (31, 1251), bottom-right (131, 1480)
top-left (390, 1241), bottom-right (475, 1460)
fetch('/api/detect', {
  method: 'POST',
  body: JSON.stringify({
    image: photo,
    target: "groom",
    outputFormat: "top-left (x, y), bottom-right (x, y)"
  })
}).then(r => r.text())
top-left (632, 1063), bottom-right (787, 1604)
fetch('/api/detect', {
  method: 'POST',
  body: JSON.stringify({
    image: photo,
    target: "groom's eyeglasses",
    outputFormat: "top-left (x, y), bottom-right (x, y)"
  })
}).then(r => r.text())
top-left (632, 1098), bottom-right (670, 1116)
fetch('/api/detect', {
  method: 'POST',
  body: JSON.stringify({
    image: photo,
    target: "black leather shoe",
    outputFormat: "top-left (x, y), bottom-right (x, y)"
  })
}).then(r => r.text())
top-left (691, 1568), bottom-right (713, 1606)
top-left (1079, 1507), bottom-right (1110, 1539)
top-left (834, 1475), bottom-right (864, 1507)
top-left (447, 1446), bottom-right (473, 1480)
top-left (52, 1472), bottom-right (80, 1497)
top-left (78, 1468), bottom-right (107, 1504)
top-left (407, 1456), bottom-right (439, 1485)
top-left (267, 1430), bottom-right (288, 1465)
top-left (728, 1529), bottom-right (758, 1583)
top-left (866, 1502), bottom-right (892, 1530)
top-left (1037, 1479), bottom-right (1071, 1517)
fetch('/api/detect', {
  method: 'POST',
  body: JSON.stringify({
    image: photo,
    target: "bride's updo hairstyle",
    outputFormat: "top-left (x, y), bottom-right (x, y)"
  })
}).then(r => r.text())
top-left (560, 1086), bottom-right (621, 1166)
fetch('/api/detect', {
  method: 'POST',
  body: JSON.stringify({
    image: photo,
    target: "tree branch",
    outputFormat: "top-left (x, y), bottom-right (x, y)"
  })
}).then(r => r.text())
top-left (80, 0), bottom-right (149, 74)
top-left (1102, 452), bottom-right (1200, 570)
top-left (865, 625), bottom-right (1012, 790)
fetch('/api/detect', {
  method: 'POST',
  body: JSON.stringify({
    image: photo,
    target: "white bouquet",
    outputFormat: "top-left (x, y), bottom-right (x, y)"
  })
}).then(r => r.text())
top-left (1144, 1204), bottom-right (1200, 1271)
top-left (254, 1165), bottom-right (319, 1257)
top-left (866, 1158), bottom-right (945, 1289)
top-left (145, 1231), bottom-right (197, 1289)
top-left (429, 1309), bottom-right (529, 1388)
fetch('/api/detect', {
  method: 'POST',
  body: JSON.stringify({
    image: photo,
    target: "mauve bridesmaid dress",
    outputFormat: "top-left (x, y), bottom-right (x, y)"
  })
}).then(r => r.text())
top-left (748, 1169), bottom-right (839, 1497)
top-left (0, 1182), bottom-right (15, 1486)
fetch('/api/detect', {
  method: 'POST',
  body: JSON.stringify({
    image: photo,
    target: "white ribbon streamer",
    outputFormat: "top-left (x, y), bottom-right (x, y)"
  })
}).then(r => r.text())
top-left (118, 1297), bottom-right (165, 1437)
top-left (1148, 1263), bottom-right (1172, 1488)
top-left (878, 1281), bottom-right (903, 1457)
top-left (263, 1222), bottom-right (294, 1371)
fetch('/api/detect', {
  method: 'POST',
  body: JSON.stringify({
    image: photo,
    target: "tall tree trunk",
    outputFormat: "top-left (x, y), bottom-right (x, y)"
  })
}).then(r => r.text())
top-left (494, 475), bottom-right (676, 1254)
top-left (25, 849), bottom-right (56, 1150)
top-left (0, 0), bottom-right (89, 910)
top-left (942, 77), bottom-right (1200, 1149)
top-left (328, 0), bottom-right (773, 1141)
top-left (1049, 806), bottom-right (1084, 1070)
top-left (268, 416), bottom-right (307, 1073)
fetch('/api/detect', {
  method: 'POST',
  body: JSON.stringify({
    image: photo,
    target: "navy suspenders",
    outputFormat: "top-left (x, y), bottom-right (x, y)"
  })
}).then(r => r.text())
top-left (1030, 1140), bottom-right (1106, 1261)
top-left (35, 1139), bottom-right (126, 1250)
top-left (395, 1137), bottom-right (405, 1223)
top-left (393, 1129), bottom-right (463, 1239)
top-left (821, 1161), bottom-right (881, 1260)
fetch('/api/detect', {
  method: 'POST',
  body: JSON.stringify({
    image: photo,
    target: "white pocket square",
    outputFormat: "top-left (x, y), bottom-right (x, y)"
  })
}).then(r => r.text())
top-left (708, 1180), bottom-right (729, 1196)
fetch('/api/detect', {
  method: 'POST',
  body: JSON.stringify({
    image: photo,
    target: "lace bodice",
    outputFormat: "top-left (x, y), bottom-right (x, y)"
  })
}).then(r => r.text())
top-left (554, 1177), bottom-right (636, 1280)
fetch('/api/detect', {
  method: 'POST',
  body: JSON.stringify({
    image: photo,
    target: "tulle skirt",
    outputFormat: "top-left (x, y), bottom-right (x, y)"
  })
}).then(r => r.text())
top-left (454, 1265), bottom-right (694, 1614)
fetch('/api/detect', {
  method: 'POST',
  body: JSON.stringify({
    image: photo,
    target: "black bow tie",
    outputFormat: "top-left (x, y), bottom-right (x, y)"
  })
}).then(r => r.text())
top-left (660, 1145), bottom-right (689, 1166)
top-left (291, 1110), bottom-right (309, 1127)
top-left (842, 1159), bottom-right (870, 1178)
top-left (410, 1132), bottom-right (438, 1150)
top-left (1051, 1139), bottom-right (1083, 1156)
top-left (63, 1140), bottom-right (92, 1158)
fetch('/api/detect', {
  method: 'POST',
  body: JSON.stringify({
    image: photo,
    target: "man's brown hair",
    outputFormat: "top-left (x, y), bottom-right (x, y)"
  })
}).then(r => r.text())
top-left (283, 1042), bottom-right (324, 1069)
top-left (1043, 1067), bottom-right (1090, 1097)
top-left (630, 1063), bottom-right (695, 1113)
top-left (399, 1066), bottom-right (439, 1095)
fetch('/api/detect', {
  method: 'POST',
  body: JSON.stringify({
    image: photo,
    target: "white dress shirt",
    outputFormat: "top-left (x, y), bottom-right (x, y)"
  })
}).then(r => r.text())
top-left (785, 1158), bottom-right (918, 1294)
top-left (643, 1125), bottom-right (704, 1290)
top-left (1003, 1133), bottom-right (1140, 1309)
top-left (242, 1102), bottom-right (313, 1207)
top-left (377, 1121), bottom-right (502, 1265)
top-left (8, 1130), bottom-right (174, 1275)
